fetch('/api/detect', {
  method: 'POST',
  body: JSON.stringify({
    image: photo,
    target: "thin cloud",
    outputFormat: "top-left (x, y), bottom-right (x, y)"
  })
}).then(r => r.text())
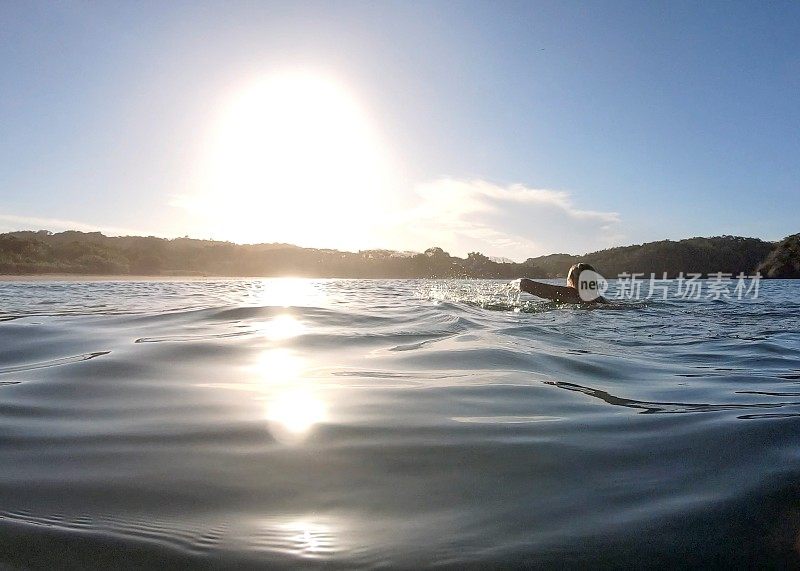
top-left (395, 178), bottom-right (623, 260)
top-left (0, 214), bottom-right (139, 236)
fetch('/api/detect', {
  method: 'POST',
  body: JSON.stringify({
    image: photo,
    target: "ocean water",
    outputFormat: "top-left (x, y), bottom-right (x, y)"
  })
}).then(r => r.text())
top-left (1, 278), bottom-right (800, 568)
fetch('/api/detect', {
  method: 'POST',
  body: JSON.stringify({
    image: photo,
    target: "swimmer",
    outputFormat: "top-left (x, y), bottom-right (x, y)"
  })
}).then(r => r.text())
top-left (519, 263), bottom-right (609, 304)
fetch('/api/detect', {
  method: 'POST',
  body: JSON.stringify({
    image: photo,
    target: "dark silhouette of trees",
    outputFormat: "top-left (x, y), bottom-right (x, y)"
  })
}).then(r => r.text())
top-left (0, 230), bottom-right (792, 278)
top-left (757, 234), bottom-right (800, 278)
top-left (527, 236), bottom-right (774, 278)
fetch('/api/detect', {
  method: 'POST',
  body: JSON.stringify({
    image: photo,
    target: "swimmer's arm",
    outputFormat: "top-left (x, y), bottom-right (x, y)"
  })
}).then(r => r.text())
top-left (519, 278), bottom-right (582, 303)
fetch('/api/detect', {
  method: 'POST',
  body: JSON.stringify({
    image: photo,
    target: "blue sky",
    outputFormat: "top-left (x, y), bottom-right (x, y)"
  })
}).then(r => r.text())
top-left (1, 1), bottom-right (798, 259)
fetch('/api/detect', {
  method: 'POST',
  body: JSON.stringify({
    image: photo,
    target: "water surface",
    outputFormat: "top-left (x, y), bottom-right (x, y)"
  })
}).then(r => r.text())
top-left (1, 278), bottom-right (800, 568)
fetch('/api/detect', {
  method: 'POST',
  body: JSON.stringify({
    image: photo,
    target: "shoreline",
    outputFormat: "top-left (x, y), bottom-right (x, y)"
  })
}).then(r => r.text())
top-left (0, 274), bottom-right (260, 282)
top-left (0, 274), bottom-right (794, 283)
top-left (0, 274), bottom-right (482, 281)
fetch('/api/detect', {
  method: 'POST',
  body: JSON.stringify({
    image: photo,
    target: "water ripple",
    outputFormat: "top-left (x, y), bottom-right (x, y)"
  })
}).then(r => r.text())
top-left (0, 351), bottom-right (109, 375)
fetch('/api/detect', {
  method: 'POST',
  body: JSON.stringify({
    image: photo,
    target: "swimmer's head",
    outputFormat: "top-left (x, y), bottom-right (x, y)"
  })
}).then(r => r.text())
top-left (566, 263), bottom-right (599, 289)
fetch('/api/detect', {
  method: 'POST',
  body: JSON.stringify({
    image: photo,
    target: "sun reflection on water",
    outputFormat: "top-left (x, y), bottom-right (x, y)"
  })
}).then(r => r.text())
top-left (254, 349), bottom-right (326, 444)
top-left (251, 278), bottom-right (326, 308)
top-left (283, 520), bottom-right (335, 556)
top-left (266, 388), bottom-right (326, 441)
top-left (257, 313), bottom-right (306, 340)
top-left (252, 518), bottom-right (339, 559)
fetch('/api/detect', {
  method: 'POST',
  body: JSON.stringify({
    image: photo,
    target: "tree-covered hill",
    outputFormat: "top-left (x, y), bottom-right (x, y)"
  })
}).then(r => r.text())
top-left (0, 230), bottom-right (794, 278)
top-left (757, 234), bottom-right (800, 278)
top-left (529, 236), bottom-right (776, 278)
top-left (0, 232), bottom-right (543, 278)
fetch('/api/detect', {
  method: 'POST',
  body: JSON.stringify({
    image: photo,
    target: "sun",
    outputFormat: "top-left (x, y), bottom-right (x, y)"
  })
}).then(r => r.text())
top-left (192, 71), bottom-right (394, 249)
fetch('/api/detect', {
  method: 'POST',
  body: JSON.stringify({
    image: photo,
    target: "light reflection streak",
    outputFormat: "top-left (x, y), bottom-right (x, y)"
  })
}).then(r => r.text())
top-left (254, 349), bottom-right (327, 444)
top-left (265, 388), bottom-right (326, 442)
top-left (256, 313), bottom-right (306, 341)
top-left (250, 517), bottom-right (341, 559)
top-left (251, 278), bottom-right (327, 308)
top-left (254, 348), bottom-right (305, 382)
top-left (282, 520), bottom-right (334, 556)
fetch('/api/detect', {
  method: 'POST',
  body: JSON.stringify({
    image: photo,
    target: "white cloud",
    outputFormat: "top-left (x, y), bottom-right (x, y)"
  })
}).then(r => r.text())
top-left (389, 178), bottom-right (623, 260)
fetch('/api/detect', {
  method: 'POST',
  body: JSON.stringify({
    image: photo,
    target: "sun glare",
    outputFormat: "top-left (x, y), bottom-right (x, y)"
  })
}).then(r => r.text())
top-left (266, 388), bottom-right (326, 437)
top-left (252, 348), bottom-right (327, 444)
top-left (259, 314), bottom-right (306, 341)
top-left (194, 71), bottom-right (394, 249)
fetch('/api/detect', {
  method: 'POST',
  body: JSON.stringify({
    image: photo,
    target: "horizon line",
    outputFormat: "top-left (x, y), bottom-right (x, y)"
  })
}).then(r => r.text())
top-left (1, 227), bottom-right (788, 264)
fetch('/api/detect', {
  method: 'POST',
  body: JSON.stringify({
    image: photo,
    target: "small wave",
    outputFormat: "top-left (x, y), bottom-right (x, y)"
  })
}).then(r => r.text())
top-left (736, 390), bottom-right (800, 397)
top-left (0, 510), bottom-right (228, 557)
top-left (451, 416), bottom-right (562, 424)
top-left (737, 413), bottom-right (800, 420)
top-left (0, 351), bottom-right (109, 375)
top-left (545, 381), bottom-right (800, 415)
top-left (135, 331), bottom-right (254, 343)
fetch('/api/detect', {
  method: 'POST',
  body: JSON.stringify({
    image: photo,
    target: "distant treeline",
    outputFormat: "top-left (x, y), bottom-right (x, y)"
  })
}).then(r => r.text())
top-left (0, 230), bottom-right (796, 278)
top-left (0, 232), bottom-right (542, 278)
top-left (532, 236), bottom-right (776, 278)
